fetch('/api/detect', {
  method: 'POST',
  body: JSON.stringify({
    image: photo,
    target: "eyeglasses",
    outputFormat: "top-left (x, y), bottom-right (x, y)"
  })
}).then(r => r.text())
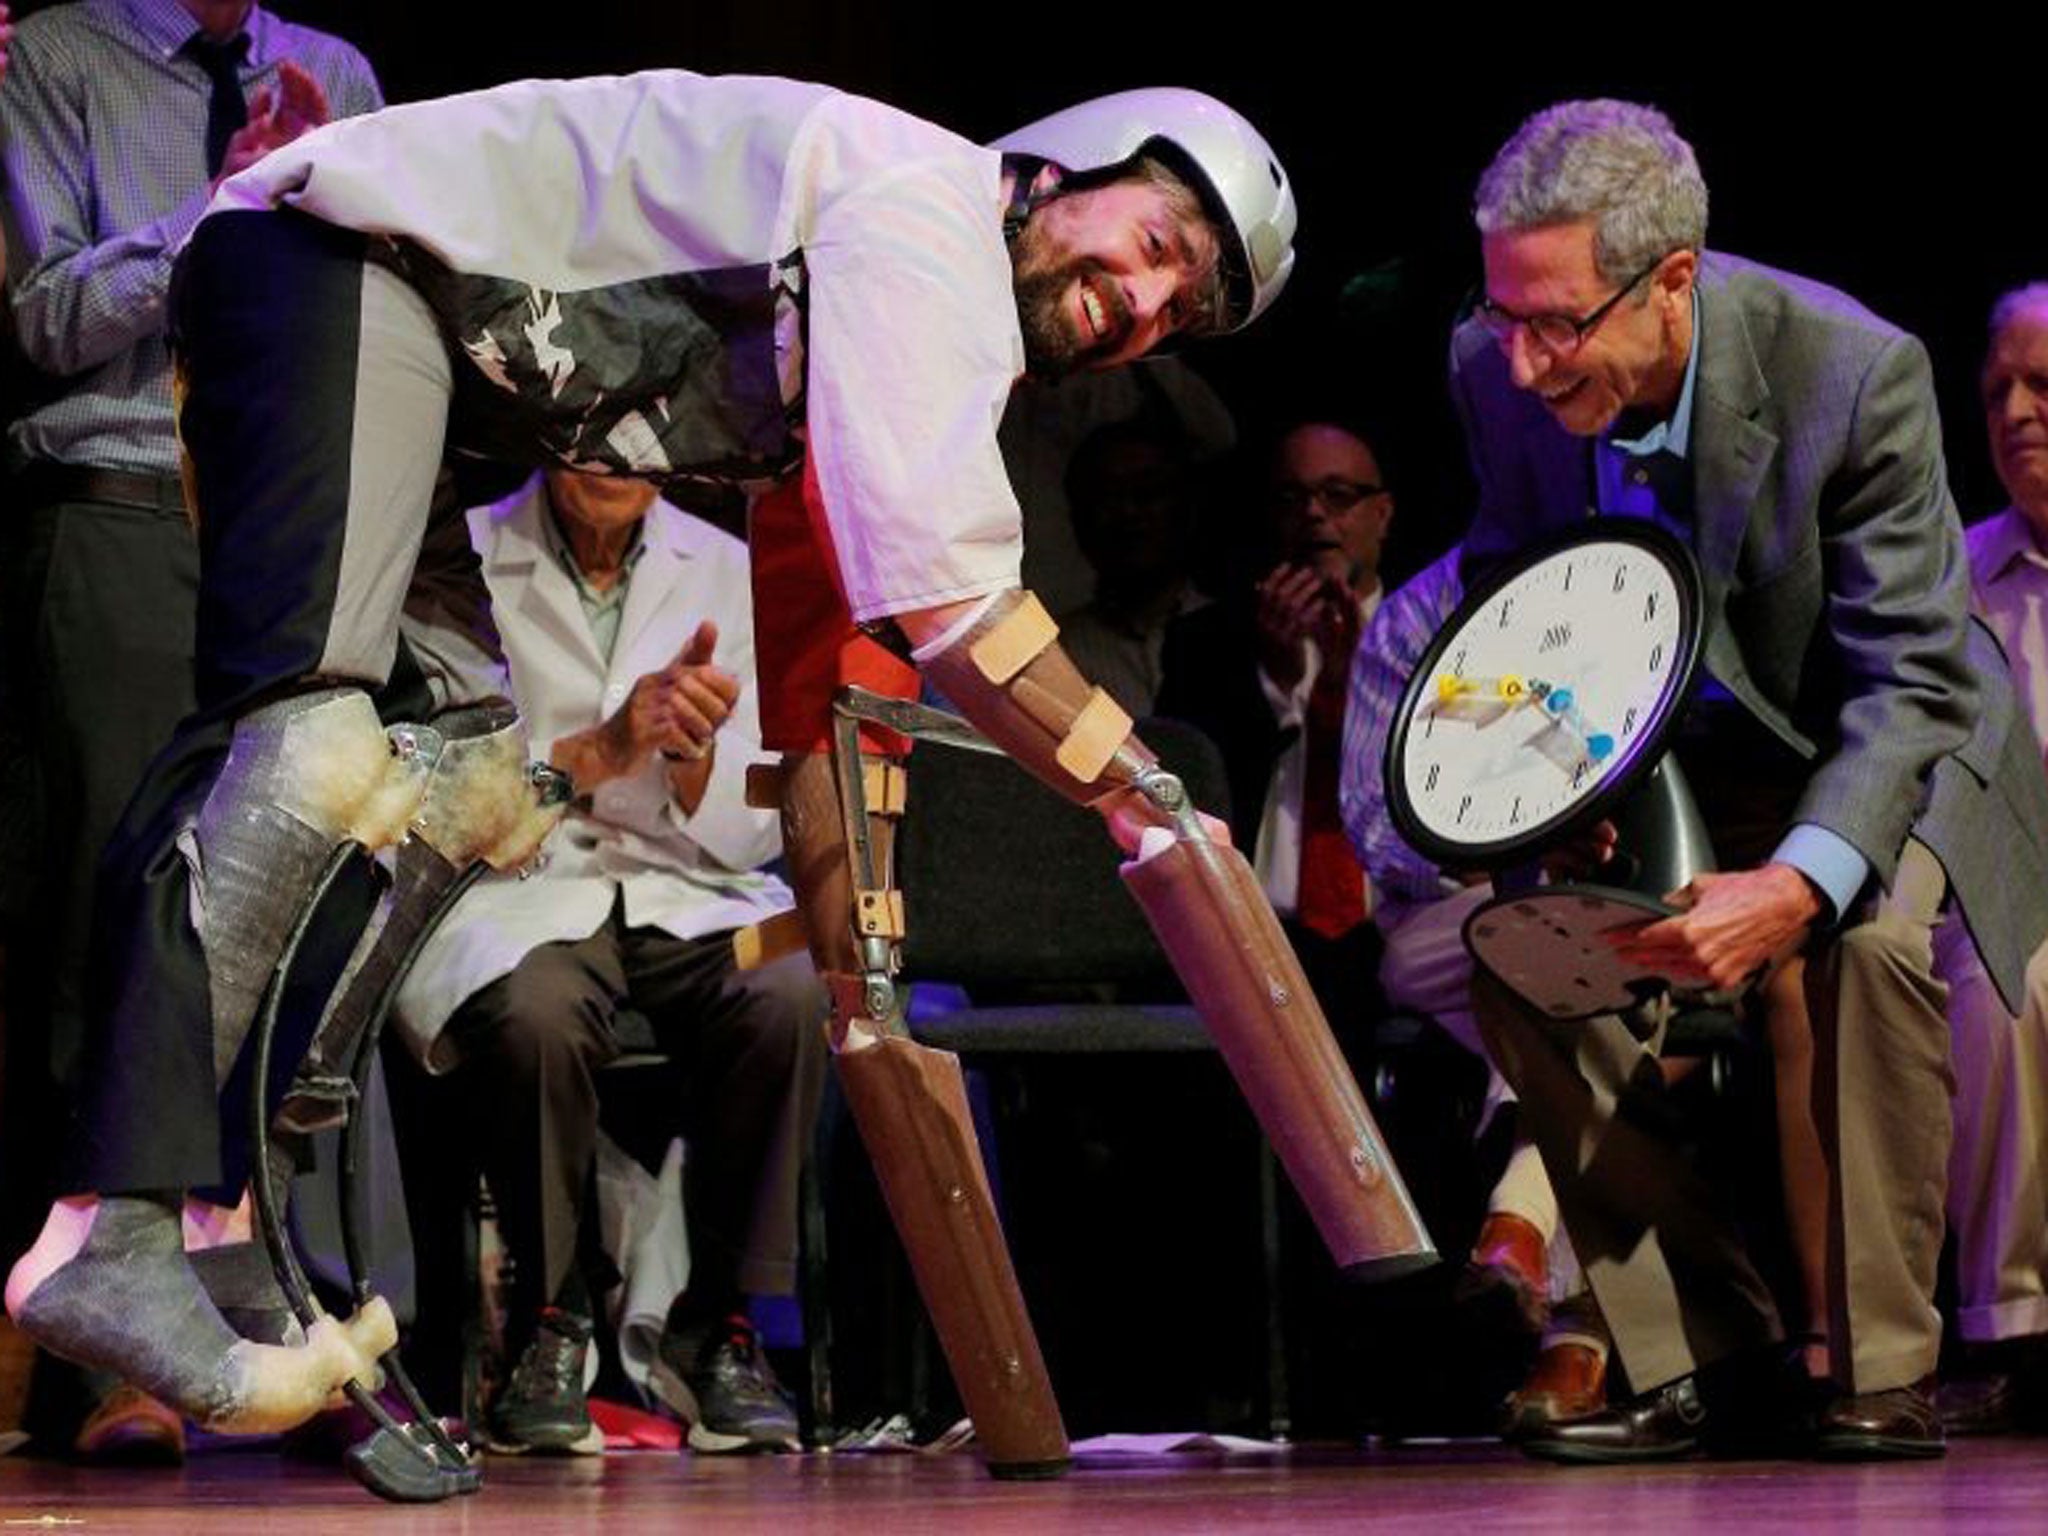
top-left (1473, 253), bottom-right (1670, 356)
top-left (1271, 478), bottom-right (1385, 516)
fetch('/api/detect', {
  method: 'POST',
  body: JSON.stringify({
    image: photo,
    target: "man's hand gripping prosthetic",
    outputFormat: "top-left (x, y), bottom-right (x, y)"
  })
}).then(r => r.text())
top-left (917, 591), bottom-right (1435, 1276)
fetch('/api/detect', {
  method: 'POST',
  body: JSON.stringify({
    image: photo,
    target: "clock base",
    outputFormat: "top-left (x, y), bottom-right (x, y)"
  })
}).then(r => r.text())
top-left (1464, 884), bottom-right (1695, 1024)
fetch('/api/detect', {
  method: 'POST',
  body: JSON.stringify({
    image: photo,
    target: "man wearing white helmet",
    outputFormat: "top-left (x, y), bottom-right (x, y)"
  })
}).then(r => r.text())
top-left (6, 71), bottom-right (1432, 1482)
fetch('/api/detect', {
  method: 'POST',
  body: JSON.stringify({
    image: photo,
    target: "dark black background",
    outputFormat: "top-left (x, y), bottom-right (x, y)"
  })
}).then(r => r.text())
top-left (27, 3), bottom-right (2042, 560)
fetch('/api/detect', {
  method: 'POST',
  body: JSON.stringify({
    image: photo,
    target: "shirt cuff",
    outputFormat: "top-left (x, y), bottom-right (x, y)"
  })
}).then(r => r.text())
top-left (1772, 823), bottom-right (1869, 925)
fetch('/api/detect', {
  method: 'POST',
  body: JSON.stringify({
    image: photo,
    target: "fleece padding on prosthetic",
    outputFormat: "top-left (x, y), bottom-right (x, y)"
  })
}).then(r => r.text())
top-left (285, 707), bottom-right (569, 1122)
top-left (835, 1038), bottom-right (1069, 1474)
top-left (14, 1195), bottom-right (391, 1434)
top-left (1122, 834), bottom-right (1437, 1276)
top-left (186, 689), bottom-right (432, 1085)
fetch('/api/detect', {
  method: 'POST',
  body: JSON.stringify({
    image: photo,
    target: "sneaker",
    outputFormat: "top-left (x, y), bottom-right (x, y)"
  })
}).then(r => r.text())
top-left (487, 1309), bottom-right (601, 1455)
top-left (651, 1313), bottom-right (800, 1453)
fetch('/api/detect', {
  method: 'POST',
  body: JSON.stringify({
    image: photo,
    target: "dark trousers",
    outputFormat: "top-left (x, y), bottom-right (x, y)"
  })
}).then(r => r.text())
top-left (426, 908), bottom-right (825, 1325)
top-left (0, 489), bottom-right (196, 1243)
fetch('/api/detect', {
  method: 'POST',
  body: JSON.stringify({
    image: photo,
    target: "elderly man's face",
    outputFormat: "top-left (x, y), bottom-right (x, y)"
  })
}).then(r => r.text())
top-left (1270, 424), bottom-right (1391, 589)
top-left (1012, 179), bottom-right (1220, 376)
top-left (1985, 300), bottom-right (2048, 534)
top-left (544, 467), bottom-right (658, 543)
top-left (1480, 219), bottom-right (1693, 437)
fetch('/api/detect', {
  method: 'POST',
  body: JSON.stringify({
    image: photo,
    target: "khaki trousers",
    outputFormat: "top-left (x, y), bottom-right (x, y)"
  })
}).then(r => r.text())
top-left (1475, 840), bottom-right (1953, 1393)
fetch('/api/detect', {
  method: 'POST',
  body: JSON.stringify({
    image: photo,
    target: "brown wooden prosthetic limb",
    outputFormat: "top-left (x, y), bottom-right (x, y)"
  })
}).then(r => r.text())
top-left (754, 748), bottom-right (1069, 1477)
top-left (834, 1035), bottom-right (1068, 1474)
top-left (920, 589), bottom-right (1436, 1277)
top-left (1121, 837), bottom-right (1437, 1276)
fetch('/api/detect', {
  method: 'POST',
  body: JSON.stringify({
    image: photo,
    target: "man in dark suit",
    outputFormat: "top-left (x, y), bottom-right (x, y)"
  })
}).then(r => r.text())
top-left (1450, 98), bottom-right (2048, 1462)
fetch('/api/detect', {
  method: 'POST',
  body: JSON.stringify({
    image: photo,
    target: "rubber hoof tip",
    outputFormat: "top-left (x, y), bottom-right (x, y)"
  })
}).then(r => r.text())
top-left (345, 1422), bottom-right (483, 1503)
top-left (987, 1455), bottom-right (1072, 1481)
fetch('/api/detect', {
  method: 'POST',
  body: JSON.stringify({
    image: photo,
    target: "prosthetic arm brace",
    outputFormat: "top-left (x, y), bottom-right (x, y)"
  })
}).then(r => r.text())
top-left (754, 731), bottom-right (1068, 1478)
top-left (916, 590), bottom-right (1436, 1278)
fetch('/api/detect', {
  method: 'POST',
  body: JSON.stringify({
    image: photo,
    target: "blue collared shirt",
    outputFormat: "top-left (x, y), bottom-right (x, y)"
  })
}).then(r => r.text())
top-left (1594, 294), bottom-right (1868, 921)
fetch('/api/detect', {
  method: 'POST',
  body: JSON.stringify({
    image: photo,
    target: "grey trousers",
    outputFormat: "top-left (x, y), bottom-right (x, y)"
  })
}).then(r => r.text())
top-left (1938, 911), bottom-right (2048, 1345)
top-left (72, 210), bottom-right (505, 1195)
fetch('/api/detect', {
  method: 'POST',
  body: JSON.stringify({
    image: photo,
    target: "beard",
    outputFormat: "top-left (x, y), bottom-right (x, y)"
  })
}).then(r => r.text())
top-left (1009, 215), bottom-right (1128, 379)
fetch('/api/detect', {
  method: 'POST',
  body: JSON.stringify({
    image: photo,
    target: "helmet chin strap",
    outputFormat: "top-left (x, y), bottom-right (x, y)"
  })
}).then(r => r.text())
top-left (999, 153), bottom-right (1060, 245)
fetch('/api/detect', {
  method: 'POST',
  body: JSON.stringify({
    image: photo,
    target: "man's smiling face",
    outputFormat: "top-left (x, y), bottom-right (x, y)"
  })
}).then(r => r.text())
top-left (1011, 177), bottom-right (1221, 377)
top-left (1480, 219), bottom-right (1692, 436)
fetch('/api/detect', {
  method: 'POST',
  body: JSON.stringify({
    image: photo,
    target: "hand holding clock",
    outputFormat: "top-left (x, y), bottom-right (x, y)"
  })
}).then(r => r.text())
top-left (1610, 861), bottom-right (1822, 991)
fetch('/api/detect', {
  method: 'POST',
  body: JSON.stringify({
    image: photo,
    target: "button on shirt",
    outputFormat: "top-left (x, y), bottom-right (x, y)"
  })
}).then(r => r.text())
top-left (1594, 294), bottom-right (1868, 921)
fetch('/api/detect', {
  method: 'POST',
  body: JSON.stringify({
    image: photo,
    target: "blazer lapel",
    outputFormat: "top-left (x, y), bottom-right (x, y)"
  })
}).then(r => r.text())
top-left (483, 487), bottom-right (609, 680)
top-left (1688, 260), bottom-right (1776, 612)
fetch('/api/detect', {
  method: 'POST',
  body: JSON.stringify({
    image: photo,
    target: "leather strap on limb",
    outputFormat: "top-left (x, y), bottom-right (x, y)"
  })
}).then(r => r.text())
top-left (836, 1037), bottom-right (1069, 1475)
top-left (774, 749), bottom-right (904, 1028)
top-left (918, 590), bottom-right (1159, 814)
top-left (1122, 834), bottom-right (1438, 1278)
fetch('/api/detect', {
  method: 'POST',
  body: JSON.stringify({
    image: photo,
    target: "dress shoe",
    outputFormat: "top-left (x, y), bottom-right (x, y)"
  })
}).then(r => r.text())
top-left (1503, 1341), bottom-right (1607, 1441)
top-left (1521, 1374), bottom-right (1704, 1464)
top-left (1814, 1376), bottom-right (1944, 1460)
top-left (1937, 1337), bottom-right (2048, 1435)
top-left (1458, 1212), bottom-right (1549, 1337)
top-left (72, 1383), bottom-right (185, 1465)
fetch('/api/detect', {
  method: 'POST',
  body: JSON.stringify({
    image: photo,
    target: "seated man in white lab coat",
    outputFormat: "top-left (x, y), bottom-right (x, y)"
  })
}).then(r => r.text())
top-left (394, 468), bottom-right (825, 1456)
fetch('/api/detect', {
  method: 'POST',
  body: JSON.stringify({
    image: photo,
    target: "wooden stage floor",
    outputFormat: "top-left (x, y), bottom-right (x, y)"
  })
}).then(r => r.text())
top-left (5, 1437), bottom-right (2047, 1533)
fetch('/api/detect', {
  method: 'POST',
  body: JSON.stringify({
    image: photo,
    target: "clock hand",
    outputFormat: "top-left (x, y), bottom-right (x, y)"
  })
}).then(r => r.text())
top-left (1534, 685), bottom-right (1615, 763)
top-left (1433, 673), bottom-right (1616, 764)
top-left (1434, 672), bottom-right (1533, 706)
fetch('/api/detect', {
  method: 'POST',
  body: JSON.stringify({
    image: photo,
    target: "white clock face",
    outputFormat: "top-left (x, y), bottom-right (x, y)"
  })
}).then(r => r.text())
top-left (1392, 532), bottom-right (1695, 862)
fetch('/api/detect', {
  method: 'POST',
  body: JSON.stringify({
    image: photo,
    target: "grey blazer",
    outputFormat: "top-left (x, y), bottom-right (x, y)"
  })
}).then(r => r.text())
top-left (1449, 251), bottom-right (2048, 1012)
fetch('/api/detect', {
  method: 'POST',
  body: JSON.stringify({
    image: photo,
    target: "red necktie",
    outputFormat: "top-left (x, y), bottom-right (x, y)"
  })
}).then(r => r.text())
top-left (1295, 659), bottom-right (1369, 939)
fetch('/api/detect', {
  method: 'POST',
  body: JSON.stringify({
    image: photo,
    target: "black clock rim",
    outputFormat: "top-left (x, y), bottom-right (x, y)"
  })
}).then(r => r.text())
top-left (1382, 519), bottom-right (1707, 871)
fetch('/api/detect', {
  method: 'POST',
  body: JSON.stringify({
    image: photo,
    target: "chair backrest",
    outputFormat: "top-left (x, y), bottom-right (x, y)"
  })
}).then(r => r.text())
top-left (895, 717), bottom-right (1229, 998)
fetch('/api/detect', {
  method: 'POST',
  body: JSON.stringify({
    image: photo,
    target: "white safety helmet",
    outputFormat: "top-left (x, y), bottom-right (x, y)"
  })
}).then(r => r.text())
top-left (992, 87), bottom-right (1296, 333)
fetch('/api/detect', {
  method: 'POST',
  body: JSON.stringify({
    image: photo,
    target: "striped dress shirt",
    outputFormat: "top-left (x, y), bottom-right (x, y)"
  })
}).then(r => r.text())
top-left (1, 0), bottom-right (381, 474)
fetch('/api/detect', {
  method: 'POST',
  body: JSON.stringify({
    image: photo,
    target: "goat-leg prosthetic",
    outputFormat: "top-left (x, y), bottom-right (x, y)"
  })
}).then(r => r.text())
top-left (245, 705), bottom-right (570, 1501)
top-left (919, 591), bottom-right (1435, 1277)
top-left (767, 745), bottom-right (1068, 1478)
top-left (8, 689), bottom-right (422, 1433)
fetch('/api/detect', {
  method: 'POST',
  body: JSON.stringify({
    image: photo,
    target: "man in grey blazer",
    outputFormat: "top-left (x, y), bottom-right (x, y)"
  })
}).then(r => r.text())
top-left (1447, 99), bottom-right (2048, 1462)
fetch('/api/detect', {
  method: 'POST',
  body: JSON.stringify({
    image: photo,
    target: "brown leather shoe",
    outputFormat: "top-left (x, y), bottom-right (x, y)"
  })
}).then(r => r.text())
top-left (1503, 1341), bottom-right (1607, 1441)
top-left (1937, 1370), bottom-right (2021, 1436)
top-left (1458, 1213), bottom-right (1549, 1336)
top-left (1814, 1376), bottom-right (1944, 1460)
top-left (1521, 1374), bottom-right (1705, 1464)
top-left (73, 1383), bottom-right (185, 1465)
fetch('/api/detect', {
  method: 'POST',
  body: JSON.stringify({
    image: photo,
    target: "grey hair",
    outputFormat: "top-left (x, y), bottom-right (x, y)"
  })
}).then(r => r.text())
top-left (1474, 100), bottom-right (1709, 287)
top-left (1990, 281), bottom-right (2048, 341)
